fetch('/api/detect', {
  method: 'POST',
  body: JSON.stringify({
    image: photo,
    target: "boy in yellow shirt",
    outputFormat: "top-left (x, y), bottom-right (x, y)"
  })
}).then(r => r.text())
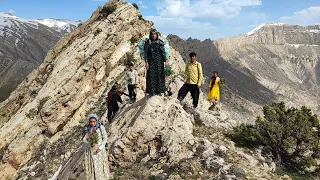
top-left (178, 52), bottom-right (203, 108)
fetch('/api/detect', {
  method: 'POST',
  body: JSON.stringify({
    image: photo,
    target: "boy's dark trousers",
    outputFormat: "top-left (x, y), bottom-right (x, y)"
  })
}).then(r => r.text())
top-left (128, 84), bottom-right (136, 102)
top-left (107, 105), bottom-right (119, 123)
top-left (177, 83), bottom-right (200, 108)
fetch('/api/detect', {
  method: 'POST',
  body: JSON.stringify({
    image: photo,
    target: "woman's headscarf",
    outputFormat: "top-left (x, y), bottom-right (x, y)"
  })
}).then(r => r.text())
top-left (83, 114), bottom-right (101, 135)
top-left (149, 28), bottom-right (159, 41)
top-left (88, 114), bottom-right (99, 124)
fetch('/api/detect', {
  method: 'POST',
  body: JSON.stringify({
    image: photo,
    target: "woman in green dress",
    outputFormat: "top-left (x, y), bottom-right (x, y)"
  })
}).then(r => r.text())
top-left (83, 114), bottom-right (110, 180)
top-left (138, 29), bottom-right (170, 95)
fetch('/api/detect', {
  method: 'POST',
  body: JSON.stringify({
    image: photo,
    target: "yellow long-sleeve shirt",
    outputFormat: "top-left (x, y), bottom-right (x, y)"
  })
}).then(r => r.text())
top-left (185, 61), bottom-right (203, 86)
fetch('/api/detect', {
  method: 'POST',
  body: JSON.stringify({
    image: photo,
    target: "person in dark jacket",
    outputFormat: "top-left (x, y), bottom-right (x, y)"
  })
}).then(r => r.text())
top-left (106, 85), bottom-right (128, 123)
top-left (138, 28), bottom-right (170, 95)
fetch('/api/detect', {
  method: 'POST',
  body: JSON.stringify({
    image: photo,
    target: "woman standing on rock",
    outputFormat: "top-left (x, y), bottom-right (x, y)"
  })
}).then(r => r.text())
top-left (208, 71), bottom-right (220, 110)
top-left (83, 114), bottom-right (110, 180)
top-left (138, 28), bottom-right (170, 95)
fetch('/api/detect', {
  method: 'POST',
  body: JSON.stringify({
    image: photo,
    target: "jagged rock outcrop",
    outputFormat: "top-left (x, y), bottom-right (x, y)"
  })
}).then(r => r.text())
top-left (103, 79), bottom-right (278, 179)
top-left (55, 76), bottom-right (278, 180)
top-left (0, 12), bottom-right (79, 102)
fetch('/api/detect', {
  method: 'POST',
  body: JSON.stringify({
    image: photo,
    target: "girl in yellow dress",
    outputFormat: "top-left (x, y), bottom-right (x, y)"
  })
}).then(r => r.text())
top-left (208, 71), bottom-right (220, 109)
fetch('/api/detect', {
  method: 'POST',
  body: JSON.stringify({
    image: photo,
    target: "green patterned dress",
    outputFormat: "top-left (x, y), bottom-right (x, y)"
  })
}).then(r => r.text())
top-left (83, 125), bottom-right (110, 180)
top-left (138, 36), bottom-right (170, 95)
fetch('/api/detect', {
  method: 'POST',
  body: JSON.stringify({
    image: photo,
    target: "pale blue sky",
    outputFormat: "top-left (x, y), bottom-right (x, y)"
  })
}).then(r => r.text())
top-left (1, 0), bottom-right (319, 40)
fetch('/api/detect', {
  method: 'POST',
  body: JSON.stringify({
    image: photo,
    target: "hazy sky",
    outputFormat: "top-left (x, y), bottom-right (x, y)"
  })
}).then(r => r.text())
top-left (1, 0), bottom-right (319, 40)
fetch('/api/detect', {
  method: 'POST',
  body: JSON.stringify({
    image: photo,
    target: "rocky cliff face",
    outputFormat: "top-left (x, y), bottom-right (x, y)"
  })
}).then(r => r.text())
top-left (168, 23), bottom-right (320, 116)
top-left (0, 1), bottom-right (318, 179)
top-left (0, 13), bottom-right (79, 102)
top-left (0, 0), bottom-right (153, 178)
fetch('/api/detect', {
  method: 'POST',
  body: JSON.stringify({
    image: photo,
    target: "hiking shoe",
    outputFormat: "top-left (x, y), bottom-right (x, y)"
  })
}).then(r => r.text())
top-left (146, 93), bottom-right (153, 97)
top-left (177, 97), bottom-right (183, 105)
top-left (208, 105), bottom-right (215, 110)
top-left (192, 106), bottom-right (199, 113)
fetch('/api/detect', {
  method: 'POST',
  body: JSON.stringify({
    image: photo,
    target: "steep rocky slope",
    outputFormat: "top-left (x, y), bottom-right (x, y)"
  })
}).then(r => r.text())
top-left (0, 12), bottom-right (79, 102)
top-left (168, 23), bottom-right (320, 116)
top-left (0, 1), bottom-right (318, 179)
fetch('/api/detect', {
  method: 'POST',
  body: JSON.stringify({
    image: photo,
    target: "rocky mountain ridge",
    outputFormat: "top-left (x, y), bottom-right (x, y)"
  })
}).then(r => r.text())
top-left (0, 1), bottom-right (319, 179)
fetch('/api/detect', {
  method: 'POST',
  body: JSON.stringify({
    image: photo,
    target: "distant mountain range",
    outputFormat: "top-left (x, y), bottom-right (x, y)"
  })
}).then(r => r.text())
top-left (0, 12), bottom-right (81, 102)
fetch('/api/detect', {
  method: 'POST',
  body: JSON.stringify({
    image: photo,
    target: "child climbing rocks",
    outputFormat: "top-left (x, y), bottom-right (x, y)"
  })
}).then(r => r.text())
top-left (126, 62), bottom-right (139, 103)
top-left (106, 85), bottom-right (128, 123)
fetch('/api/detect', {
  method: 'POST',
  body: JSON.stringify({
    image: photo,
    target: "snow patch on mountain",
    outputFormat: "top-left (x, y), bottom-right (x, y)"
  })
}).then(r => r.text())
top-left (35, 19), bottom-right (81, 33)
top-left (247, 23), bottom-right (286, 35)
top-left (0, 12), bottom-right (80, 37)
top-left (284, 43), bottom-right (319, 48)
top-left (0, 12), bottom-right (38, 29)
top-left (309, 29), bottom-right (320, 33)
top-left (15, 38), bottom-right (19, 46)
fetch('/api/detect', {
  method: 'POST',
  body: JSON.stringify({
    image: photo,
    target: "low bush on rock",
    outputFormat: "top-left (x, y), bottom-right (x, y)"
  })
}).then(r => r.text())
top-left (130, 37), bottom-right (139, 45)
top-left (132, 3), bottom-right (139, 10)
top-left (164, 65), bottom-right (174, 77)
top-left (94, 28), bottom-right (102, 36)
top-left (121, 52), bottom-right (137, 66)
top-left (99, 5), bottom-right (116, 17)
top-left (231, 102), bottom-right (320, 174)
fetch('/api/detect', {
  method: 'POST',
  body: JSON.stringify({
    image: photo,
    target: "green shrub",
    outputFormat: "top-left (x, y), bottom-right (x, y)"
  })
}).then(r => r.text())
top-left (219, 78), bottom-right (226, 85)
top-left (25, 96), bottom-right (51, 119)
top-left (37, 96), bottom-right (51, 111)
top-left (231, 102), bottom-right (320, 174)
top-left (132, 3), bottom-right (139, 10)
top-left (138, 15), bottom-right (145, 21)
top-left (30, 90), bottom-right (38, 97)
top-left (276, 167), bottom-right (316, 180)
top-left (26, 108), bottom-right (38, 119)
top-left (122, 52), bottom-right (137, 66)
top-left (130, 37), bottom-right (139, 45)
top-left (100, 5), bottom-right (116, 17)
top-left (94, 28), bottom-right (102, 36)
top-left (231, 124), bottom-right (261, 148)
top-left (164, 65), bottom-right (174, 77)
